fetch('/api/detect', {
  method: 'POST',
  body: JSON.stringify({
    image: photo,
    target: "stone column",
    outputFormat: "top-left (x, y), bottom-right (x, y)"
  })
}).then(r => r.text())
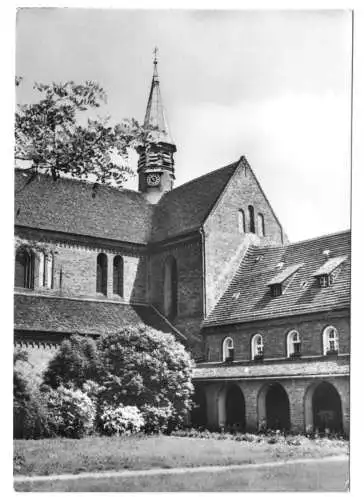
top-left (284, 379), bottom-right (306, 434)
top-left (237, 381), bottom-right (260, 433)
top-left (205, 383), bottom-right (222, 430)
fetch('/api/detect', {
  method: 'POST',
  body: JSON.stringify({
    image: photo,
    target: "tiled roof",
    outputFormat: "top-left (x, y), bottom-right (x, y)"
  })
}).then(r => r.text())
top-left (14, 294), bottom-right (183, 339)
top-left (204, 230), bottom-right (351, 327)
top-left (151, 161), bottom-right (240, 241)
top-left (15, 170), bottom-right (153, 244)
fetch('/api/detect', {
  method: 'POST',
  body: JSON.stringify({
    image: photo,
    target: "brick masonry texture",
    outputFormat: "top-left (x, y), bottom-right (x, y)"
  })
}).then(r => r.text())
top-left (203, 310), bottom-right (350, 362)
top-left (203, 161), bottom-right (285, 315)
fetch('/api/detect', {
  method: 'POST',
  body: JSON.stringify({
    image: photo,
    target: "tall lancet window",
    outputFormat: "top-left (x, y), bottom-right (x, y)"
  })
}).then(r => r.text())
top-left (113, 256), bottom-right (124, 297)
top-left (248, 205), bottom-right (255, 233)
top-left (96, 253), bottom-right (108, 295)
top-left (238, 209), bottom-right (246, 233)
top-left (257, 213), bottom-right (265, 237)
top-left (164, 256), bottom-right (178, 319)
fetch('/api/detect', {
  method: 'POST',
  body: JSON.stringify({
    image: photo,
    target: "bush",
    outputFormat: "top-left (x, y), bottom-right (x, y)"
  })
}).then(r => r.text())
top-left (14, 348), bottom-right (50, 439)
top-left (42, 335), bottom-right (100, 389)
top-left (99, 405), bottom-right (145, 436)
top-left (141, 404), bottom-right (174, 434)
top-left (46, 386), bottom-right (96, 438)
top-left (14, 387), bottom-right (50, 439)
top-left (97, 326), bottom-right (194, 425)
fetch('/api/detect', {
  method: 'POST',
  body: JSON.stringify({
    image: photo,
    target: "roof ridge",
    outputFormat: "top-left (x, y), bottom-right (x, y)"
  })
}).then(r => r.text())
top-left (286, 229), bottom-right (351, 247)
top-left (164, 160), bottom-right (239, 195)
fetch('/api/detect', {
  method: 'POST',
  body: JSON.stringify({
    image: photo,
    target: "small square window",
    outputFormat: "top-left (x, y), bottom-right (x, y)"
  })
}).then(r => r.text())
top-left (318, 275), bottom-right (330, 287)
top-left (271, 284), bottom-right (282, 297)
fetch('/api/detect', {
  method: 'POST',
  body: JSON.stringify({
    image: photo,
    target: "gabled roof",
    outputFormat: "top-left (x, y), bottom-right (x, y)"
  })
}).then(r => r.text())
top-left (14, 293), bottom-right (184, 340)
top-left (204, 230), bottom-right (351, 327)
top-left (151, 161), bottom-right (240, 241)
top-left (312, 256), bottom-right (347, 277)
top-left (15, 170), bottom-right (153, 245)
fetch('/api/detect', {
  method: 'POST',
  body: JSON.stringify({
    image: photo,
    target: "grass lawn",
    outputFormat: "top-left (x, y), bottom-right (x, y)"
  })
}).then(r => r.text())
top-left (14, 459), bottom-right (349, 492)
top-left (14, 434), bottom-right (348, 478)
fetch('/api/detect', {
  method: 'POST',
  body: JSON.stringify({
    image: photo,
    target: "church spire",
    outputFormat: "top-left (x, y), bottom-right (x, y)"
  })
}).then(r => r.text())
top-left (137, 48), bottom-right (177, 203)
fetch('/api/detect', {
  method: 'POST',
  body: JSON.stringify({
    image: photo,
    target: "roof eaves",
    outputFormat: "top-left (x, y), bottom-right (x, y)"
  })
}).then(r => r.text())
top-left (202, 303), bottom-right (351, 329)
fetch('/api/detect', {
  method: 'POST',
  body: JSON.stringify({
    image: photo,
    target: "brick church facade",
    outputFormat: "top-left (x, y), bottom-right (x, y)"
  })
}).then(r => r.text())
top-left (14, 55), bottom-right (350, 435)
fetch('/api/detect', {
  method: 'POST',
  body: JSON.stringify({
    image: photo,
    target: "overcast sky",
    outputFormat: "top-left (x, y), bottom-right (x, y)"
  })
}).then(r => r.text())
top-left (16, 9), bottom-right (352, 242)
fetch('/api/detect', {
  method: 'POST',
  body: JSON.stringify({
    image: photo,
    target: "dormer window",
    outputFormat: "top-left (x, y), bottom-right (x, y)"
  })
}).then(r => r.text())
top-left (312, 256), bottom-right (347, 288)
top-left (267, 263), bottom-right (303, 297)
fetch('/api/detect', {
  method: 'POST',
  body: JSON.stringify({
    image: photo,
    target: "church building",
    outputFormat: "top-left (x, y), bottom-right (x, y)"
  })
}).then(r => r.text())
top-left (14, 54), bottom-right (350, 436)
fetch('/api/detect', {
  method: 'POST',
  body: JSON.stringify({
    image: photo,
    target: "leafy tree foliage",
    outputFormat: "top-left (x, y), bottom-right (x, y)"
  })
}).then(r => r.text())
top-left (15, 80), bottom-right (145, 186)
top-left (42, 335), bottom-right (101, 389)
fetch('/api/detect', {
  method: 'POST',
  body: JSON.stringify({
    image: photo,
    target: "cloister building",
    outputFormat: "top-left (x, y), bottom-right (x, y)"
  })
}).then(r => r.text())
top-left (14, 54), bottom-right (350, 435)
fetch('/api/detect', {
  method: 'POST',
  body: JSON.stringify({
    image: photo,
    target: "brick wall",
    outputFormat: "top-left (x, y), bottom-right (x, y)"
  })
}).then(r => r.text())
top-left (203, 163), bottom-right (285, 316)
top-left (149, 236), bottom-right (204, 343)
top-left (15, 228), bottom-right (148, 303)
top-left (204, 310), bottom-right (350, 362)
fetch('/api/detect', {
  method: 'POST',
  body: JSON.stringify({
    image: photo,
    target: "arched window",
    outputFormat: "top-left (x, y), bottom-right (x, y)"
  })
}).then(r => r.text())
top-left (287, 330), bottom-right (301, 358)
top-left (251, 334), bottom-right (264, 359)
top-left (45, 252), bottom-right (54, 289)
top-left (248, 205), bottom-right (255, 233)
top-left (238, 209), bottom-right (246, 234)
top-left (113, 255), bottom-right (124, 297)
top-left (164, 256), bottom-right (178, 319)
top-left (257, 213), bottom-right (265, 237)
top-left (15, 249), bottom-right (34, 289)
top-left (222, 337), bottom-right (234, 362)
top-left (96, 253), bottom-right (108, 295)
top-left (323, 326), bottom-right (339, 355)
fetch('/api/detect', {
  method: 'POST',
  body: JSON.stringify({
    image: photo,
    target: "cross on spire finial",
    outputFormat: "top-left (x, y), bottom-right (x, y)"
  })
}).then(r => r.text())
top-left (152, 47), bottom-right (159, 79)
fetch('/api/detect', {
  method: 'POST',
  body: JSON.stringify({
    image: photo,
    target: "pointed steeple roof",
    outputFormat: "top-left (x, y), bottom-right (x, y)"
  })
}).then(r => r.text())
top-left (143, 48), bottom-right (174, 144)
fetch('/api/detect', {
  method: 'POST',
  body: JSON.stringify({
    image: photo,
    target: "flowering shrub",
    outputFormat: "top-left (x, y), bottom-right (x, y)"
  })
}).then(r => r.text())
top-left (141, 404), bottom-right (173, 434)
top-left (99, 405), bottom-right (145, 436)
top-left (46, 386), bottom-right (96, 438)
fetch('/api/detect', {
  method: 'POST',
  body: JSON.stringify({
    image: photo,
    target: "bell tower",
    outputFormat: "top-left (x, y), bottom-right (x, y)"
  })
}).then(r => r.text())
top-left (137, 48), bottom-right (177, 203)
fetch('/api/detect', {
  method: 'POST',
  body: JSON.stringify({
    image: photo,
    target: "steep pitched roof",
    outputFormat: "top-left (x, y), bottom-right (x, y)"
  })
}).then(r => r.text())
top-left (15, 170), bottom-right (153, 244)
top-left (204, 230), bottom-right (350, 327)
top-left (14, 293), bottom-right (184, 340)
top-left (143, 56), bottom-right (174, 144)
top-left (151, 161), bottom-right (240, 241)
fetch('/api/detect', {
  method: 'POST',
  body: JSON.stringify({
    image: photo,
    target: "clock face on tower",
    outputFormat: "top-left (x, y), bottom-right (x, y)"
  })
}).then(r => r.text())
top-left (146, 173), bottom-right (161, 187)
